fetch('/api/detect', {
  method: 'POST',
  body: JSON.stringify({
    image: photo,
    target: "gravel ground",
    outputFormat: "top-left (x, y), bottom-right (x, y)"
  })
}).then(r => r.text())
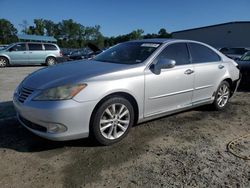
top-left (0, 66), bottom-right (250, 188)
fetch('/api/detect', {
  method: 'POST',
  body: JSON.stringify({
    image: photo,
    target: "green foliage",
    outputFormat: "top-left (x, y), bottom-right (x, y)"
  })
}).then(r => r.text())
top-left (0, 19), bottom-right (18, 44)
top-left (1, 18), bottom-right (172, 48)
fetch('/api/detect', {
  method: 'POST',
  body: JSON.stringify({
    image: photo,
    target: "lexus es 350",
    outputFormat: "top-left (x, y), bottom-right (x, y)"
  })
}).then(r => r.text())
top-left (13, 39), bottom-right (241, 145)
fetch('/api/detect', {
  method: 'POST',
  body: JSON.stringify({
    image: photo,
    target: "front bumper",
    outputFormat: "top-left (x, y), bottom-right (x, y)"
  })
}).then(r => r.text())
top-left (13, 97), bottom-right (97, 141)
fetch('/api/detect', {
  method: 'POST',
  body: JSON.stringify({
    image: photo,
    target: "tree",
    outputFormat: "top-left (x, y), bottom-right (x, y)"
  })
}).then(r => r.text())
top-left (33, 19), bottom-right (45, 35)
top-left (43, 20), bottom-right (57, 36)
top-left (0, 19), bottom-right (18, 44)
top-left (19, 20), bottom-right (29, 34)
top-left (158, 28), bottom-right (171, 38)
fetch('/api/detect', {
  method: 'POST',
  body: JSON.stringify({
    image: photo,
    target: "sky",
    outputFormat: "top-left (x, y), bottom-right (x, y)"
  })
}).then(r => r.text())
top-left (0, 0), bottom-right (250, 37)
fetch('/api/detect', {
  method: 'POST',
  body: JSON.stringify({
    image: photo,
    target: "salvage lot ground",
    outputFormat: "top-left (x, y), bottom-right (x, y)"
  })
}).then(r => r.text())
top-left (0, 66), bottom-right (250, 187)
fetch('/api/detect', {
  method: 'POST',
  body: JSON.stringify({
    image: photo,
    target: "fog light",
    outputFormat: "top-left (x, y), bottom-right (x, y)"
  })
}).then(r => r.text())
top-left (47, 123), bottom-right (67, 134)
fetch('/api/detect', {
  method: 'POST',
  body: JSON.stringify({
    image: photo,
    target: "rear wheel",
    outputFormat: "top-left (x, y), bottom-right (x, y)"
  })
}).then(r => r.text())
top-left (212, 81), bottom-right (230, 110)
top-left (91, 97), bottom-right (134, 145)
top-left (0, 57), bottom-right (9, 67)
top-left (46, 57), bottom-right (56, 66)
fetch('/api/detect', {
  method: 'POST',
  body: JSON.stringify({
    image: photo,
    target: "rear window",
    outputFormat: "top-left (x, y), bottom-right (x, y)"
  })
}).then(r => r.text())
top-left (189, 43), bottom-right (221, 63)
top-left (28, 43), bottom-right (43, 51)
top-left (44, 44), bottom-right (58, 51)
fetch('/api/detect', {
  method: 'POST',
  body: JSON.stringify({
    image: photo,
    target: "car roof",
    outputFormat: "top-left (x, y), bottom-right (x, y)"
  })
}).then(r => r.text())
top-left (14, 42), bottom-right (57, 45)
top-left (127, 38), bottom-right (199, 44)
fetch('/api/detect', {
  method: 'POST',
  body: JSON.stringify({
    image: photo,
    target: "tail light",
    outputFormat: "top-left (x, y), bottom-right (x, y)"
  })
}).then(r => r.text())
top-left (59, 51), bottom-right (63, 57)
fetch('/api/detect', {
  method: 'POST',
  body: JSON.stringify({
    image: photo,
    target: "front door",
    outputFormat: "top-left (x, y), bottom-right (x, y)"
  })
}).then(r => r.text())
top-left (144, 43), bottom-right (195, 117)
top-left (8, 43), bottom-right (29, 64)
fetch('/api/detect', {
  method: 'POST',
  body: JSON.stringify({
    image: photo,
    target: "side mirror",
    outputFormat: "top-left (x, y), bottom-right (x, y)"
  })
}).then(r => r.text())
top-left (154, 58), bottom-right (176, 70)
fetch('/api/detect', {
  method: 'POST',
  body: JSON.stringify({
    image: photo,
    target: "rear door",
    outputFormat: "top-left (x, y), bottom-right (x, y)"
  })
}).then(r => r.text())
top-left (188, 42), bottom-right (225, 104)
top-left (28, 43), bottom-right (46, 64)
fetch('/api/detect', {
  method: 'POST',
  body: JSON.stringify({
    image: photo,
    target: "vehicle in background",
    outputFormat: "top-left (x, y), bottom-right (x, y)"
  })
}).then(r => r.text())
top-left (219, 47), bottom-right (250, 60)
top-left (235, 51), bottom-right (250, 83)
top-left (0, 44), bottom-right (9, 50)
top-left (13, 39), bottom-right (241, 145)
top-left (67, 48), bottom-right (93, 60)
top-left (67, 43), bottom-right (102, 60)
top-left (0, 42), bottom-right (62, 67)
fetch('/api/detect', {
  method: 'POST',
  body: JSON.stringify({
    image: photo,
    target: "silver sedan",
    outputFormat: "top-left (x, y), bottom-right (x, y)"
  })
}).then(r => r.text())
top-left (13, 39), bottom-right (241, 145)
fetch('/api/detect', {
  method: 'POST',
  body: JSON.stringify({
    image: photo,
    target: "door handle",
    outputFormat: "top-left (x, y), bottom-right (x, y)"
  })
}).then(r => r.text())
top-left (218, 64), bottom-right (224, 69)
top-left (184, 69), bottom-right (194, 75)
top-left (29, 52), bottom-right (32, 53)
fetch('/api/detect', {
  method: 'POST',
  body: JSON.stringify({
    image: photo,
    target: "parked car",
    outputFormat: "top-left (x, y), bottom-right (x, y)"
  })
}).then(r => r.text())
top-left (219, 47), bottom-right (250, 60)
top-left (67, 43), bottom-right (102, 60)
top-left (0, 42), bottom-right (62, 67)
top-left (236, 51), bottom-right (250, 83)
top-left (0, 44), bottom-right (9, 50)
top-left (13, 39), bottom-right (241, 145)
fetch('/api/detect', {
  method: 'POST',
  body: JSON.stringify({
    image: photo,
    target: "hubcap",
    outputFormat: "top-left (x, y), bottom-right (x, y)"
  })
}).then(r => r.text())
top-left (217, 84), bottom-right (230, 108)
top-left (99, 103), bottom-right (130, 140)
top-left (0, 58), bottom-right (7, 67)
top-left (48, 58), bottom-right (55, 65)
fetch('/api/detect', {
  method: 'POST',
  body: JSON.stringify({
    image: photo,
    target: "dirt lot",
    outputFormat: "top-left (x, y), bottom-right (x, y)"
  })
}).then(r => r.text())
top-left (0, 66), bottom-right (250, 188)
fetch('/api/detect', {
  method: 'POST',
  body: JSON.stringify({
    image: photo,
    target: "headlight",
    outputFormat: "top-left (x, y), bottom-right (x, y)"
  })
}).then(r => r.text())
top-left (33, 83), bottom-right (87, 101)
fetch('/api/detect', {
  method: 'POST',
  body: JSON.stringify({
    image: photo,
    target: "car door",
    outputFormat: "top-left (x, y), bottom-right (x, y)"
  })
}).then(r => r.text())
top-left (7, 43), bottom-right (29, 64)
top-left (144, 42), bottom-right (195, 117)
top-left (28, 43), bottom-right (46, 64)
top-left (188, 42), bottom-right (226, 104)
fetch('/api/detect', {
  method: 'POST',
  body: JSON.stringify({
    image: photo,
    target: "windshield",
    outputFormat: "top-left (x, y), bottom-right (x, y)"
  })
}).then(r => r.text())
top-left (94, 42), bottom-right (161, 64)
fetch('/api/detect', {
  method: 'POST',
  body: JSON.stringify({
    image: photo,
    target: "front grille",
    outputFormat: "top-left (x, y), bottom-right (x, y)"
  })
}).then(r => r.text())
top-left (19, 115), bottom-right (47, 132)
top-left (17, 86), bottom-right (34, 103)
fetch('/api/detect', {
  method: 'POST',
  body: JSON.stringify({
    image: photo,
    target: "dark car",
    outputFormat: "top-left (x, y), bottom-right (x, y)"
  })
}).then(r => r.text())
top-left (219, 47), bottom-right (250, 60)
top-left (236, 51), bottom-right (250, 83)
top-left (68, 43), bottom-right (102, 60)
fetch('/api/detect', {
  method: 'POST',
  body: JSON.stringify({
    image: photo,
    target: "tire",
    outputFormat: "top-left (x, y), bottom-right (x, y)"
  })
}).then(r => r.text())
top-left (46, 57), bottom-right (56, 66)
top-left (0, 57), bottom-right (9, 68)
top-left (212, 81), bottom-right (230, 110)
top-left (91, 96), bottom-right (135, 145)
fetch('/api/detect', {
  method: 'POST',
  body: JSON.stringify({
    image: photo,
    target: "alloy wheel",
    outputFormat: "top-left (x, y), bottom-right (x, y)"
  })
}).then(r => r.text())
top-left (47, 58), bottom-right (55, 66)
top-left (99, 103), bottom-right (130, 140)
top-left (217, 83), bottom-right (230, 108)
top-left (0, 58), bottom-right (7, 67)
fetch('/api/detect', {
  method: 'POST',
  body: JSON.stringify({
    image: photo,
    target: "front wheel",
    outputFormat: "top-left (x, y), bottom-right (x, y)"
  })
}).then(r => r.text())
top-left (91, 97), bottom-right (134, 145)
top-left (212, 81), bottom-right (230, 110)
top-left (0, 57), bottom-right (9, 68)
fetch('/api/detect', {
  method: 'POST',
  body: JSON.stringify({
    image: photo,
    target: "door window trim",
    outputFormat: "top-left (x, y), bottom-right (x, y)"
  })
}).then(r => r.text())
top-left (146, 42), bottom-right (192, 69)
top-left (187, 42), bottom-right (222, 64)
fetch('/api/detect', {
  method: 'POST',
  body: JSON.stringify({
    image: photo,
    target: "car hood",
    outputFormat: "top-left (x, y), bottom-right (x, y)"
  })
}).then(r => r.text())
top-left (21, 60), bottom-right (135, 90)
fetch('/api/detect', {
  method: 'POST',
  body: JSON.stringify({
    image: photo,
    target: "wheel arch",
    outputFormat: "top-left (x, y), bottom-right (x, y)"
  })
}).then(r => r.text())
top-left (0, 55), bottom-right (10, 63)
top-left (89, 91), bottom-right (139, 130)
top-left (223, 78), bottom-right (235, 97)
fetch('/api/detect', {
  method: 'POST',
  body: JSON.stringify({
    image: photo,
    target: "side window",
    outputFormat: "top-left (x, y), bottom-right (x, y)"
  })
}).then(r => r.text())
top-left (44, 44), bottom-right (58, 51)
top-left (28, 43), bottom-right (43, 51)
top-left (189, 43), bottom-right (221, 63)
top-left (10, 43), bottom-right (26, 51)
top-left (156, 43), bottom-right (190, 66)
